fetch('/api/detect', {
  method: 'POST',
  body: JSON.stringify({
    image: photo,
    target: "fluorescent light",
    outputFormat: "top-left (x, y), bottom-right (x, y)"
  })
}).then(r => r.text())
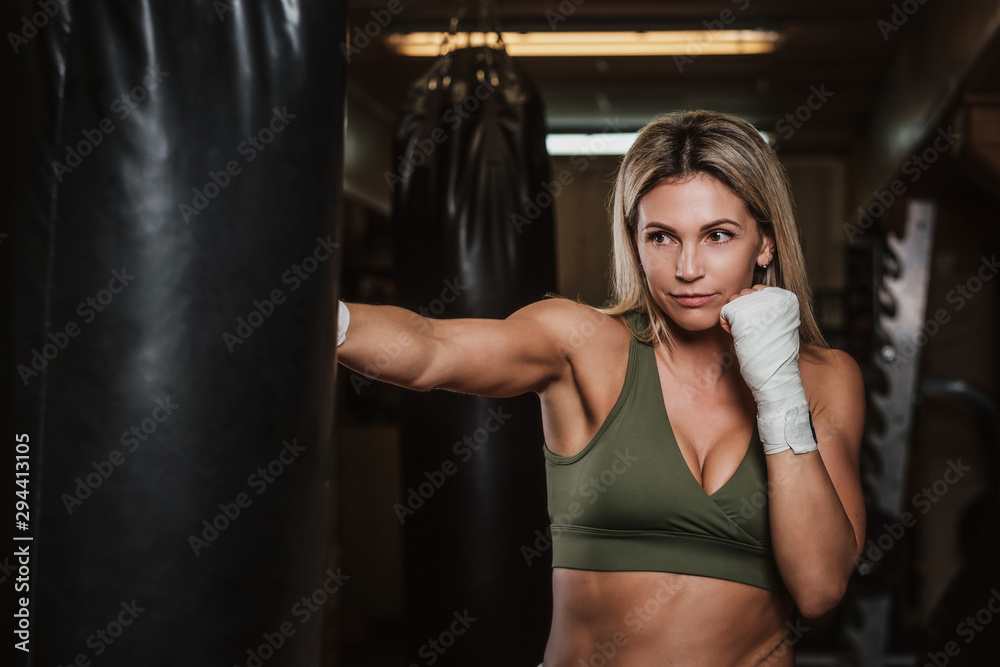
top-left (547, 133), bottom-right (638, 156)
top-left (385, 30), bottom-right (783, 58)
top-left (547, 129), bottom-right (774, 156)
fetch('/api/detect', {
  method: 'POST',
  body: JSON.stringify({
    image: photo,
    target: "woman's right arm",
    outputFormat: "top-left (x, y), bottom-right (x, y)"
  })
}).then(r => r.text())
top-left (337, 299), bottom-right (585, 399)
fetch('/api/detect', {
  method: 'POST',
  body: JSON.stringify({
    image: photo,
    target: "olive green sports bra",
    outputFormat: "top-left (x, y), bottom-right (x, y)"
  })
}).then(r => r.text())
top-left (542, 312), bottom-right (784, 592)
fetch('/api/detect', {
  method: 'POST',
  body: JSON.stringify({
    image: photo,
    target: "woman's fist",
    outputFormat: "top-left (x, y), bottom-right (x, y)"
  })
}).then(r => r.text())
top-left (719, 287), bottom-right (817, 455)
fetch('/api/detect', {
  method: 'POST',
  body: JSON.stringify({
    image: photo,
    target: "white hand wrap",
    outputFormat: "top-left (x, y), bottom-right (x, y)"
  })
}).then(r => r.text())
top-left (337, 300), bottom-right (350, 346)
top-left (720, 288), bottom-right (817, 455)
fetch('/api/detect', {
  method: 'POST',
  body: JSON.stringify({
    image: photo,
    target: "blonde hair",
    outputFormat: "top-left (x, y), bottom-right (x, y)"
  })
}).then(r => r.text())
top-left (600, 110), bottom-right (826, 348)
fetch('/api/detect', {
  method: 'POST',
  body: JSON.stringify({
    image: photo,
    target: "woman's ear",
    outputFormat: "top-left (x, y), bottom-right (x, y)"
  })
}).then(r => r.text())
top-left (756, 227), bottom-right (776, 268)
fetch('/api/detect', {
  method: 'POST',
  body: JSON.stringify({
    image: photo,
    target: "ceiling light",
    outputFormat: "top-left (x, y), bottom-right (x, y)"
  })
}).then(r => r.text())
top-left (385, 30), bottom-right (783, 58)
top-left (547, 128), bottom-right (775, 156)
top-left (546, 132), bottom-right (638, 156)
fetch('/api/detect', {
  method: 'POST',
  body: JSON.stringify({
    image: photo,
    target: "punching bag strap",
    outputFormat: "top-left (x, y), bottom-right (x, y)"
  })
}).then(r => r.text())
top-left (443, 0), bottom-right (506, 54)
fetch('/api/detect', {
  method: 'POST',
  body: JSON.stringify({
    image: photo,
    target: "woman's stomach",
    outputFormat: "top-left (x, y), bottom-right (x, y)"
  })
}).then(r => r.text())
top-left (543, 568), bottom-right (796, 667)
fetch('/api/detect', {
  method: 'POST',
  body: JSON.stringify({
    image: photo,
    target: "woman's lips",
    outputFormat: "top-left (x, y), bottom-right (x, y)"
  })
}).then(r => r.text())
top-left (672, 293), bottom-right (716, 307)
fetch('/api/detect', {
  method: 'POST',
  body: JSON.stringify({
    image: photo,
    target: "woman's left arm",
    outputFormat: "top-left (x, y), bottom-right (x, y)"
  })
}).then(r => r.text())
top-left (721, 286), bottom-right (866, 618)
top-left (765, 348), bottom-right (866, 618)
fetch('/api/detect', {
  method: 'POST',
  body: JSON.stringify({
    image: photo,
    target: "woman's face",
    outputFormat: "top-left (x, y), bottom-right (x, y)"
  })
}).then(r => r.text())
top-left (635, 173), bottom-right (774, 333)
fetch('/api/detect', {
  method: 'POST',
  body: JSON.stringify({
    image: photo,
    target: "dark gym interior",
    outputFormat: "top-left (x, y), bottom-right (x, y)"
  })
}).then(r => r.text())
top-left (5, 1), bottom-right (1000, 666)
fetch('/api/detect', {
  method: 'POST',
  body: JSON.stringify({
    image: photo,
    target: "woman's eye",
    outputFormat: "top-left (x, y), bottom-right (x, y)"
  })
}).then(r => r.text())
top-left (648, 231), bottom-right (668, 244)
top-left (708, 230), bottom-right (733, 243)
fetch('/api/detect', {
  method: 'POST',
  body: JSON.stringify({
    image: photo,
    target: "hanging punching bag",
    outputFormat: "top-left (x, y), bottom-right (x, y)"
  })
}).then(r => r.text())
top-left (392, 24), bottom-right (558, 667)
top-left (2, 1), bottom-right (345, 665)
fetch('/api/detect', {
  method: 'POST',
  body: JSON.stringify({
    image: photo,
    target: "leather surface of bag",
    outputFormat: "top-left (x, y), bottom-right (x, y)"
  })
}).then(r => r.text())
top-left (2, 1), bottom-right (346, 664)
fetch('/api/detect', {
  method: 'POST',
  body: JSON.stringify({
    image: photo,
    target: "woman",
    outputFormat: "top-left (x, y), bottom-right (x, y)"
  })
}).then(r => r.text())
top-left (337, 110), bottom-right (865, 666)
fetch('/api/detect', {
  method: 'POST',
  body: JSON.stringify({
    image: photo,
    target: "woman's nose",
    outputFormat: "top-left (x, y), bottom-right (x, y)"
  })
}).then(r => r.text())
top-left (675, 247), bottom-right (704, 281)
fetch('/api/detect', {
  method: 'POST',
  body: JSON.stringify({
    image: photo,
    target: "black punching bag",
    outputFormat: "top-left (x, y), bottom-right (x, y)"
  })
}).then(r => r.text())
top-left (392, 40), bottom-right (557, 665)
top-left (2, 1), bottom-right (345, 666)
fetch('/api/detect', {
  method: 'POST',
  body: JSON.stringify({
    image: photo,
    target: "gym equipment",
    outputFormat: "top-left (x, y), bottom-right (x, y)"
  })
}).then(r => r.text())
top-left (3, 1), bottom-right (346, 664)
top-left (391, 2), bottom-right (557, 663)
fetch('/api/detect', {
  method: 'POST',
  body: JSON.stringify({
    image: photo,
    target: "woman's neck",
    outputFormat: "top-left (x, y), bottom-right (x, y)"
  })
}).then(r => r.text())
top-left (657, 319), bottom-right (742, 390)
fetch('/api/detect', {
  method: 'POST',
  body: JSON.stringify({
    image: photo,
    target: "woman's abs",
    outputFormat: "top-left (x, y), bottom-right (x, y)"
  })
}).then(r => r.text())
top-left (543, 569), bottom-right (795, 667)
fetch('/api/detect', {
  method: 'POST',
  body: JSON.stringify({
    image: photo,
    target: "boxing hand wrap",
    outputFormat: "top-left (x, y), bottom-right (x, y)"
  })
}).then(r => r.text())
top-left (720, 288), bottom-right (817, 455)
top-left (337, 300), bottom-right (350, 346)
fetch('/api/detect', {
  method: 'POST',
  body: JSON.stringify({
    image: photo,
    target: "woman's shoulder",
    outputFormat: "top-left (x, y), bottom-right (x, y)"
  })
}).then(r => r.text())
top-left (800, 344), bottom-right (860, 370)
top-left (510, 297), bottom-right (633, 351)
top-left (511, 295), bottom-right (621, 326)
top-left (799, 345), bottom-right (864, 401)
